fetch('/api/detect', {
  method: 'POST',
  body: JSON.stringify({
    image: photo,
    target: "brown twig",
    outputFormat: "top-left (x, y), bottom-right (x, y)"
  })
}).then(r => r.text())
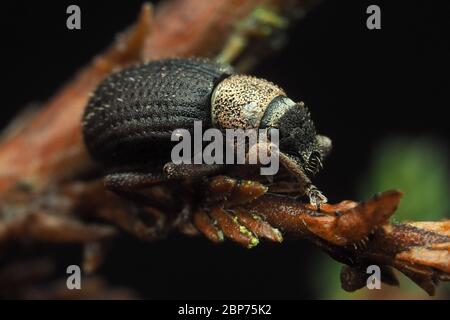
top-left (242, 192), bottom-right (450, 295)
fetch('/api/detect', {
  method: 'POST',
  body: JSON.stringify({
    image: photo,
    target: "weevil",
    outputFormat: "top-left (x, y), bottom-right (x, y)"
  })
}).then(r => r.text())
top-left (82, 58), bottom-right (331, 206)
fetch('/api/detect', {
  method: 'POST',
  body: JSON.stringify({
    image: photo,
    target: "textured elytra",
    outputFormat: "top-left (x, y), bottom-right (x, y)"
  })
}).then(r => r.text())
top-left (211, 75), bottom-right (285, 129)
top-left (82, 58), bottom-right (234, 171)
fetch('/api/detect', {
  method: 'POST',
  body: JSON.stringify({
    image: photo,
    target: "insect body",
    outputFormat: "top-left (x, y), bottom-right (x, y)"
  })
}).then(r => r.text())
top-left (82, 58), bottom-right (331, 205)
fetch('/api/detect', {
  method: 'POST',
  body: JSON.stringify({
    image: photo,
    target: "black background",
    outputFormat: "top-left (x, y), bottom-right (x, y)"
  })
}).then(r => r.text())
top-left (1, 0), bottom-right (449, 299)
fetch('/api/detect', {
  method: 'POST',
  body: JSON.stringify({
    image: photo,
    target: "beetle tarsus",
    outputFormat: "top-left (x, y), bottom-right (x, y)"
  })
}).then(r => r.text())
top-left (306, 184), bottom-right (328, 209)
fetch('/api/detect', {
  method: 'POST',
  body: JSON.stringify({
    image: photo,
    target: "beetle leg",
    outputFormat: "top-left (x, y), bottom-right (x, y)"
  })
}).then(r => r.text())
top-left (304, 184), bottom-right (328, 208)
top-left (104, 172), bottom-right (177, 214)
top-left (104, 172), bottom-right (163, 192)
top-left (163, 162), bottom-right (225, 180)
top-left (278, 151), bottom-right (310, 191)
top-left (278, 151), bottom-right (328, 206)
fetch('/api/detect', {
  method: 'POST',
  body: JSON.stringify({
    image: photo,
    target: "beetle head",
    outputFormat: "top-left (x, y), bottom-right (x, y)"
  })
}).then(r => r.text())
top-left (263, 98), bottom-right (332, 177)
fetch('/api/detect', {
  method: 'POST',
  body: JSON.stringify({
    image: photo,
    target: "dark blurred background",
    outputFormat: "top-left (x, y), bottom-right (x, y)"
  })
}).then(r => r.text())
top-left (1, 0), bottom-right (449, 299)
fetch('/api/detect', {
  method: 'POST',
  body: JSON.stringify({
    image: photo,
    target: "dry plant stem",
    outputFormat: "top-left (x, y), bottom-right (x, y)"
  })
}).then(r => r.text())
top-left (200, 176), bottom-right (450, 294)
top-left (64, 181), bottom-right (450, 294)
top-left (235, 208), bottom-right (283, 242)
top-left (246, 191), bottom-right (402, 246)
top-left (242, 193), bottom-right (450, 295)
top-left (193, 210), bottom-right (224, 243)
top-left (0, 210), bottom-right (116, 244)
top-left (1, 177), bottom-right (449, 294)
top-left (210, 207), bottom-right (258, 248)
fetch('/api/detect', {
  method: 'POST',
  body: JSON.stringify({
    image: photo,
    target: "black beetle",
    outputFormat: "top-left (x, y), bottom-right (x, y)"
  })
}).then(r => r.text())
top-left (82, 58), bottom-right (331, 205)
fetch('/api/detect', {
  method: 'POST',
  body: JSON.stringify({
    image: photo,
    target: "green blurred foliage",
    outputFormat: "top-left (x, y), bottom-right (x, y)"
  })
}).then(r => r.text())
top-left (313, 136), bottom-right (450, 299)
top-left (359, 136), bottom-right (450, 221)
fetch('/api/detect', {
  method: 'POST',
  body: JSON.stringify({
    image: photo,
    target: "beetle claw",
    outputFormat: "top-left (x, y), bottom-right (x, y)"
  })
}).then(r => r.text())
top-left (306, 184), bottom-right (328, 208)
